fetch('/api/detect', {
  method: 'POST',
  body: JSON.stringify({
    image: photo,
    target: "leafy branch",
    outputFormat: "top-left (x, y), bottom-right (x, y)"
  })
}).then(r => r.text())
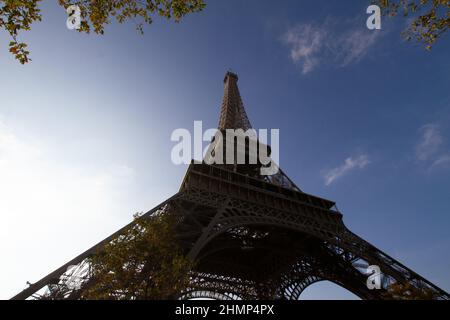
top-left (0, 0), bottom-right (206, 64)
top-left (375, 0), bottom-right (449, 49)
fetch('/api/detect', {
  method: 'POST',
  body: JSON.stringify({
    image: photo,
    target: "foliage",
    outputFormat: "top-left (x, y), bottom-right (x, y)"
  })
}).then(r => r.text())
top-left (80, 213), bottom-right (192, 300)
top-left (383, 282), bottom-right (437, 300)
top-left (0, 0), bottom-right (42, 64)
top-left (375, 0), bottom-right (449, 49)
top-left (0, 0), bottom-right (205, 64)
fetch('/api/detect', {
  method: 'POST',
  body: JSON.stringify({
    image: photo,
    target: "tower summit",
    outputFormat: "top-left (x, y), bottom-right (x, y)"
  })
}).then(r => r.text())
top-left (218, 71), bottom-right (252, 131)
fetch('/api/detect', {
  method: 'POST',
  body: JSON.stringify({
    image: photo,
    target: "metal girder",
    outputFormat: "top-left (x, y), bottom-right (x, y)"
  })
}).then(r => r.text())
top-left (11, 163), bottom-right (450, 300)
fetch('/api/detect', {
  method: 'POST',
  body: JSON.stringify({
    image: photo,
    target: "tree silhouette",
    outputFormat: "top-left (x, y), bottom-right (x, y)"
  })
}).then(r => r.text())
top-left (375, 0), bottom-right (449, 49)
top-left (0, 0), bottom-right (205, 64)
top-left (80, 213), bottom-right (192, 300)
top-left (383, 282), bottom-right (437, 300)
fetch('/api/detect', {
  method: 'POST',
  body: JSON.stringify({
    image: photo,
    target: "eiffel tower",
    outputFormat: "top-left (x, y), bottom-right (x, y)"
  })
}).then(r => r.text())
top-left (13, 72), bottom-right (449, 300)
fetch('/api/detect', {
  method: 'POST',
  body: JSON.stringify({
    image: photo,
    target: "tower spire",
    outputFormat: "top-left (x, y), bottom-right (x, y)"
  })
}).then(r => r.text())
top-left (218, 72), bottom-right (252, 130)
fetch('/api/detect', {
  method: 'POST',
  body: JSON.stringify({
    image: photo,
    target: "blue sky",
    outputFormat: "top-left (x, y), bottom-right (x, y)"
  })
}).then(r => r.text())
top-left (0, 0), bottom-right (449, 299)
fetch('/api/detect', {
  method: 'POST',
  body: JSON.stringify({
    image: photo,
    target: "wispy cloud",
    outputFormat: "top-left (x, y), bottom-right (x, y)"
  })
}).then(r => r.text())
top-left (432, 154), bottom-right (450, 169)
top-left (323, 154), bottom-right (370, 186)
top-left (283, 24), bottom-right (327, 74)
top-left (282, 19), bottom-right (381, 74)
top-left (415, 124), bottom-right (443, 162)
top-left (339, 29), bottom-right (380, 67)
top-left (414, 123), bottom-right (450, 170)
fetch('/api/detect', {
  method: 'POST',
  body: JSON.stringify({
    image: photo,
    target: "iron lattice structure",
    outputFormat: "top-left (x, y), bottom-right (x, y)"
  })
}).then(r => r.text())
top-left (12, 72), bottom-right (449, 300)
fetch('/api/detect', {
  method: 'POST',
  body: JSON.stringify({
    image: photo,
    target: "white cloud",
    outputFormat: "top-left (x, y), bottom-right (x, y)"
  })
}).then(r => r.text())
top-left (431, 154), bottom-right (450, 169)
top-left (283, 24), bottom-right (327, 74)
top-left (413, 123), bottom-right (450, 171)
top-left (0, 119), bottom-right (137, 299)
top-left (282, 20), bottom-right (381, 74)
top-left (415, 124), bottom-right (443, 162)
top-left (339, 30), bottom-right (380, 67)
top-left (323, 154), bottom-right (370, 186)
